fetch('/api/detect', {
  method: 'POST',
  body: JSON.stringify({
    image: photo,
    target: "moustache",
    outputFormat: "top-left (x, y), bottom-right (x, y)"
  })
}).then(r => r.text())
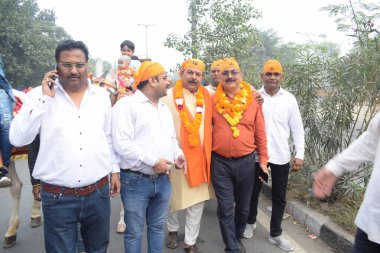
top-left (226, 78), bottom-right (236, 82)
top-left (188, 79), bottom-right (198, 84)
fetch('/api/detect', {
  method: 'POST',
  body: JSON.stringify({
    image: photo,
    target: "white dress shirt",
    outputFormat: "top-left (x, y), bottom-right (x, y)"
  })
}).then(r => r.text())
top-left (205, 85), bottom-right (216, 94)
top-left (325, 111), bottom-right (380, 244)
top-left (112, 90), bottom-right (183, 175)
top-left (259, 87), bottom-right (305, 164)
top-left (10, 81), bottom-right (119, 187)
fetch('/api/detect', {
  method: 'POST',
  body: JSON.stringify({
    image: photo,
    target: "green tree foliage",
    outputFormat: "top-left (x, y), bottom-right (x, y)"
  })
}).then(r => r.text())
top-left (0, 0), bottom-right (71, 88)
top-left (286, 0), bottom-right (380, 202)
top-left (165, 0), bottom-right (262, 83)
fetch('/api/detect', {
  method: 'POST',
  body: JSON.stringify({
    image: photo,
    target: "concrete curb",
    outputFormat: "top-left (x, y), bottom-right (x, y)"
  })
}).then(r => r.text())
top-left (261, 182), bottom-right (355, 253)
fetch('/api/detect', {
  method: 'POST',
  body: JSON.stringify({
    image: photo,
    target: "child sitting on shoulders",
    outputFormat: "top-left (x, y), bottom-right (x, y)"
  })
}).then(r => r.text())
top-left (116, 55), bottom-right (134, 98)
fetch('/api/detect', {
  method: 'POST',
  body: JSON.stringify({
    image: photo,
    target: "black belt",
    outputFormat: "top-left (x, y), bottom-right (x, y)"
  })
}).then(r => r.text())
top-left (122, 169), bottom-right (162, 179)
top-left (212, 151), bottom-right (254, 160)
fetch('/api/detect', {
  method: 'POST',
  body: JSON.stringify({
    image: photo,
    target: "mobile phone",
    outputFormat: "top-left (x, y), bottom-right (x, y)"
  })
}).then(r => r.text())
top-left (259, 168), bottom-right (269, 183)
top-left (48, 64), bottom-right (57, 89)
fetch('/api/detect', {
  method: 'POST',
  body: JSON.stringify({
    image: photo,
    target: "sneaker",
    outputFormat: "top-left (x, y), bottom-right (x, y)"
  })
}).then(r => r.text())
top-left (269, 235), bottom-right (294, 251)
top-left (242, 223), bottom-right (257, 239)
top-left (0, 174), bottom-right (12, 188)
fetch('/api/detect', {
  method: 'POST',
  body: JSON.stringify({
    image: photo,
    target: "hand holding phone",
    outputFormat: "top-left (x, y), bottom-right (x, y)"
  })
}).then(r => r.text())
top-left (258, 164), bottom-right (269, 183)
top-left (42, 65), bottom-right (58, 97)
top-left (259, 169), bottom-right (269, 182)
top-left (48, 64), bottom-right (58, 89)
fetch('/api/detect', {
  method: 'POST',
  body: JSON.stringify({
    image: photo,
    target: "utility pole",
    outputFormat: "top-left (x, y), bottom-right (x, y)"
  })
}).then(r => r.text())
top-left (137, 24), bottom-right (155, 58)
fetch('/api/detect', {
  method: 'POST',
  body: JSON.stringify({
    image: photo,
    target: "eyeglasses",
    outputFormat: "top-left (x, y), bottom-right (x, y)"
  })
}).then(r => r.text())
top-left (221, 70), bottom-right (240, 76)
top-left (59, 62), bottom-right (87, 69)
top-left (264, 72), bottom-right (281, 77)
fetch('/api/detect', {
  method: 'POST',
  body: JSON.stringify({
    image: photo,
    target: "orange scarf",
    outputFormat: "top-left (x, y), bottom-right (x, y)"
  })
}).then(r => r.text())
top-left (172, 83), bottom-right (212, 187)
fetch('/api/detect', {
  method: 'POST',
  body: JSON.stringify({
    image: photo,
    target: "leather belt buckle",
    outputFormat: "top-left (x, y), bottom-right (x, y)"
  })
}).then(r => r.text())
top-left (74, 186), bottom-right (90, 196)
top-left (149, 174), bottom-right (159, 179)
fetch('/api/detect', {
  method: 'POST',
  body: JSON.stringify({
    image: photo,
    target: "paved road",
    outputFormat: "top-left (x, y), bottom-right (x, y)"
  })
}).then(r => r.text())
top-left (1, 160), bottom-right (334, 253)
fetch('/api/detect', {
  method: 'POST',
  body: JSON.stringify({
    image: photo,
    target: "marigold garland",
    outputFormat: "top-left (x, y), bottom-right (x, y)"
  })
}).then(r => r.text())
top-left (214, 81), bottom-right (253, 137)
top-left (175, 80), bottom-right (204, 147)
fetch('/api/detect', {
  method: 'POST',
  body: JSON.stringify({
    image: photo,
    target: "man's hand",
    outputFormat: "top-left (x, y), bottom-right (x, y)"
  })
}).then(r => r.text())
top-left (110, 173), bottom-right (120, 197)
top-left (42, 69), bottom-right (58, 97)
top-left (175, 155), bottom-right (186, 169)
top-left (175, 154), bottom-right (187, 175)
top-left (259, 164), bottom-right (269, 182)
top-left (153, 158), bottom-right (173, 174)
top-left (291, 158), bottom-right (304, 172)
top-left (260, 163), bottom-right (268, 174)
top-left (32, 185), bottom-right (41, 201)
top-left (254, 91), bottom-right (264, 105)
top-left (312, 168), bottom-right (338, 199)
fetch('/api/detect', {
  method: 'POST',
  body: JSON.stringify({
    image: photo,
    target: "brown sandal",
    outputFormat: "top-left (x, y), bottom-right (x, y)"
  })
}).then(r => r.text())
top-left (165, 231), bottom-right (178, 249)
top-left (184, 244), bottom-right (202, 253)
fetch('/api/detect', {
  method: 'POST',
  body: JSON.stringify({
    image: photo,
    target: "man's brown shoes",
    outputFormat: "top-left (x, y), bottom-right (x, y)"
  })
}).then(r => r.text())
top-left (166, 231), bottom-right (179, 249)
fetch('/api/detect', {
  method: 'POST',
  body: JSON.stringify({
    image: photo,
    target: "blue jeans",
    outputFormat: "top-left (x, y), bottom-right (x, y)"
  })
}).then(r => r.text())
top-left (120, 170), bottom-right (171, 253)
top-left (211, 152), bottom-right (255, 253)
top-left (0, 89), bottom-right (13, 168)
top-left (77, 222), bottom-right (85, 253)
top-left (353, 227), bottom-right (380, 253)
top-left (42, 183), bottom-right (111, 253)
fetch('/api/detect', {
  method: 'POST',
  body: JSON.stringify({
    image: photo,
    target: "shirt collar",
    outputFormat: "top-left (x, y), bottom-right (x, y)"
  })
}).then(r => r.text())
top-left (134, 89), bottom-right (150, 103)
top-left (259, 86), bottom-right (284, 96)
top-left (55, 79), bottom-right (92, 93)
top-left (134, 89), bottom-right (165, 107)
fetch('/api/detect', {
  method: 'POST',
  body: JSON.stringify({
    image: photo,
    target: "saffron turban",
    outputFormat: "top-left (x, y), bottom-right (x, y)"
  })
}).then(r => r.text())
top-left (210, 59), bottom-right (223, 70)
top-left (181, 59), bottom-right (205, 72)
top-left (133, 61), bottom-right (165, 89)
top-left (220, 57), bottom-right (240, 72)
top-left (263, 59), bottom-right (283, 73)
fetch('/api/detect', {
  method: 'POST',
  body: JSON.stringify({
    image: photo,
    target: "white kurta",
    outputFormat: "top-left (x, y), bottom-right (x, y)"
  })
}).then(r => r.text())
top-left (161, 88), bottom-right (214, 212)
top-left (325, 111), bottom-right (380, 244)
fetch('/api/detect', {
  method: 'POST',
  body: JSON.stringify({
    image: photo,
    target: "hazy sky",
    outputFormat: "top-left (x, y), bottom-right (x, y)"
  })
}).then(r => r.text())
top-left (37, 0), bottom-right (353, 71)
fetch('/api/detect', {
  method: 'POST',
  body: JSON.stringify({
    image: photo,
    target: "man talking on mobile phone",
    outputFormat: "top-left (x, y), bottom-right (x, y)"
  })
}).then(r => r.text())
top-left (10, 39), bottom-right (120, 253)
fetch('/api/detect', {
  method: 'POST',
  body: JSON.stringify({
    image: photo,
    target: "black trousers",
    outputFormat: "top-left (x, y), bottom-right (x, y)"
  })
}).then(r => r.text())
top-left (246, 162), bottom-right (262, 225)
top-left (248, 162), bottom-right (290, 237)
top-left (28, 134), bottom-right (40, 186)
top-left (353, 227), bottom-right (380, 253)
top-left (211, 151), bottom-right (255, 253)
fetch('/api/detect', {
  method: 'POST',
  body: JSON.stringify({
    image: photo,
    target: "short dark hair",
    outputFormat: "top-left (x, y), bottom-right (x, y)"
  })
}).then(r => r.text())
top-left (55, 40), bottom-right (89, 62)
top-left (131, 55), bottom-right (140, 61)
top-left (120, 40), bottom-right (135, 52)
top-left (137, 76), bottom-right (159, 91)
top-left (137, 79), bottom-right (149, 90)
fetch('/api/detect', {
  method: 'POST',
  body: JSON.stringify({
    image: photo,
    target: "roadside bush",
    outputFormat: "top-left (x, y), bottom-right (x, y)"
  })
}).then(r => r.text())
top-left (282, 0), bottom-right (380, 232)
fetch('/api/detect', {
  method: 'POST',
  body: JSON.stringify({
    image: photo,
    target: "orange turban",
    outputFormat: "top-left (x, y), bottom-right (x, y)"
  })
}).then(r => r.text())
top-left (132, 61), bottom-right (165, 89)
top-left (263, 59), bottom-right (283, 73)
top-left (210, 59), bottom-right (223, 70)
top-left (180, 59), bottom-right (205, 72)
top-left (220, 57), bottom-right (240, 72)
